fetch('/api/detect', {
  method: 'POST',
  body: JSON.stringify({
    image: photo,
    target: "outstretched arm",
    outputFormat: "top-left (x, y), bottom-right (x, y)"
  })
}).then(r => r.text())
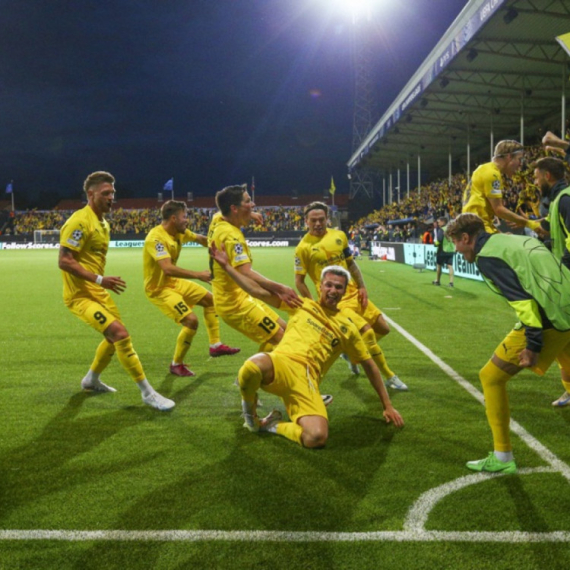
top-left (360, 358), bottom-right (404, 427)
top-left (346, 257), bottom-right (368, 309)
top-left (209, 243), bottom-right (282, 308)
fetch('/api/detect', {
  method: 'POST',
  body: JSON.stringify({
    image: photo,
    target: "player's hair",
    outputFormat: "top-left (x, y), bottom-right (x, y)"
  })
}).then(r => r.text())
top-left (534, 157), bottom-right (567, 182)
top-left (304, 201), bottom-right (329, 217)
top-left (215, 184), bottom-right (248, 216)
top-left (83, 171), bottom-right (115, 195)
top-left (493, 140), bottom-right (524, 159)
top-left (438, 216), bottom-right (447, 224)
top-left (161, 200), bottom-right (187, 220)
top-left (321, 265), bottom-right (350, 287)
top-left (445, 213), bottom-right (485, 240)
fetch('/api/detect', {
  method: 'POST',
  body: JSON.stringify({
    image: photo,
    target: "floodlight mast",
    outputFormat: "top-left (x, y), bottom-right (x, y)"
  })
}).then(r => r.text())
top-left (347, 2), bottom-right (376, 200)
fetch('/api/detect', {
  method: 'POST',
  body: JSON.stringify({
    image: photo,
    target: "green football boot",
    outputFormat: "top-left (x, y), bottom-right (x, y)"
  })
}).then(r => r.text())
top-left (466, 452), bottom-right (517, 474)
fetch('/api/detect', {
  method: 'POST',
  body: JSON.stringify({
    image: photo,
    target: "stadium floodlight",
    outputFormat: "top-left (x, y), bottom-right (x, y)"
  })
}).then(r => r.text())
top-left (331, 0), bottom-right (376, 23)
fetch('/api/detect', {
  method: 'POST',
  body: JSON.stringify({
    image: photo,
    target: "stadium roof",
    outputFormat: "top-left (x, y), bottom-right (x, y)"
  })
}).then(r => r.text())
top-left (348, 0), bottom-right (570, 180)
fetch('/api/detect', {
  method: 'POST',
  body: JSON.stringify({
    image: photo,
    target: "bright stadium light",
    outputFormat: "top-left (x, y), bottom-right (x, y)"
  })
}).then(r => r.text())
top-left (332, 0), bottom-right (375, 23)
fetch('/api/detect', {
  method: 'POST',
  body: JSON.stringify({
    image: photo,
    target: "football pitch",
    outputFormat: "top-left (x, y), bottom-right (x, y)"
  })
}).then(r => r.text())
top-left (1, 246), bottom-right (570, 569)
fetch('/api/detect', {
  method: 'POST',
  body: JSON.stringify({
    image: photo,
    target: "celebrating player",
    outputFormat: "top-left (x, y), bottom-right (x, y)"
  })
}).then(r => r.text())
top-left (210, 243), bottom-right (404, 448)
top-left (58, 171), bottom-right (174, 410)
top-left (143, 200), bottom-right (239, 378)
top-left (294, 201), bottom-right (407, 391)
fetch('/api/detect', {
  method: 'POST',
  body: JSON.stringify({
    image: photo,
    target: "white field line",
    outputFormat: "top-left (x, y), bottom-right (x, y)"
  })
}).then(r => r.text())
top-left (3, 316), bottom-right (570, 544)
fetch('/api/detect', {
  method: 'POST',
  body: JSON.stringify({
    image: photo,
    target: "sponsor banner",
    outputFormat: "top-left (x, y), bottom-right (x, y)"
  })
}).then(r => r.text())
top-left (246, 239), bottom-right (291, 247)
top-left (109, 241), bottom-right (200, 248)
top-left (377, 242), bottom-right (483, 281)
top-left (370, 242), bottom-right (405, 263)
top-left (0, 242), bottom-right (60, 250)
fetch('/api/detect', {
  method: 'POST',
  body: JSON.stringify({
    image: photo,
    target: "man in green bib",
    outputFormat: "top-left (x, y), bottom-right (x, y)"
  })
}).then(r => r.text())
top-left (533, 155), bottom-right (570, 406)
top-left (446, 213), bottom-right (570, 474)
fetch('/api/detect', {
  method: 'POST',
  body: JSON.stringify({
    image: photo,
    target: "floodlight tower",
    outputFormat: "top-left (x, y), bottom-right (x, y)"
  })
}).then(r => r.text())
top-left (348, 1), bottom-right (376, 200)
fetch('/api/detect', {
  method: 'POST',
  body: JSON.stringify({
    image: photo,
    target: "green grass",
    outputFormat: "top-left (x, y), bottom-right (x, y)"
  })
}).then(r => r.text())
top-left (1, 247), bottom-right (570, 569)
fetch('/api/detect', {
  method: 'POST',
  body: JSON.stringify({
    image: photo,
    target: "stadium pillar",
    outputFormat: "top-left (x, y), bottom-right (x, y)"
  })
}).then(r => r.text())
top-left (490, 115), bottom-right (494, 160)
top-left (562, 63), bottom-right (567, 138)
top-left (383, 177), bottom-right (386, 206)
top-left (448, 150), bottom-right (452, 186)
top-left (397, 169), bottom-right (401, 203)
top-left (406, 161), bottom-right (410, 200)
top-left (520, 93), bottom-right (525, 146)
top-left (417, 154), bottom-right (421, 197)
top-left (467, 124), bottom-right (471, 181)
top-left (389, 171), bottom-right (393, 204)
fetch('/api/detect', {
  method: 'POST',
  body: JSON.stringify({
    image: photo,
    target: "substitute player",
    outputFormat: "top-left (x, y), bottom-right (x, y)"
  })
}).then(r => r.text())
top-left (462, 139), bottom-right (540, 234)
top-left (210, 243), bottom-right (404, 448)
top-left (143, 200), bottom-right (240, 378)
top-left (294, 201), bottom-right (407, 391)
top-left (447, 213), bottom-right (570, 474)
top-left (58, 171), bottom-right (174, 411)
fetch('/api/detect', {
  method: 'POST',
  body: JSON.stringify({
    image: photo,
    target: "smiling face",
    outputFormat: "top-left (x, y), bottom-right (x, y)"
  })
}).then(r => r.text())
top-left (172, 208), bottom-right (188, 234)
top-left (89, 182), bottom-right (115, 217)
top-left (234, 191), bottom-right (255, 226)
top-left (503, 151), bottom-right (524, 177)
top-left (319, 271), bottom-right (348, 310)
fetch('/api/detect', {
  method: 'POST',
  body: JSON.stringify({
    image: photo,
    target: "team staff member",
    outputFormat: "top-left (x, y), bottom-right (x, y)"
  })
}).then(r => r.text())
top-left (294, 201), bottom-right (407, 391)
top-left (143, 200), bottom-right (239, 378)
top-left (432, 217), bottom-right (455, 287)
top-left (210, 244), bottom-right (404, 447)
top-left (58, 171), bottom-right (174, 411)
top-left (462, 140), bottom-right (541, 234)
top-left (533, 155), bottom-right (570, 406)
top-left (447, 213), bottom-right (570, 474)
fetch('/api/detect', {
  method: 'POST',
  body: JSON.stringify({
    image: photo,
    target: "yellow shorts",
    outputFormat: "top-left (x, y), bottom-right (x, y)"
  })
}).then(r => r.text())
top-left (338, 297), bottom-right (382, 327)
top-left (263, 353), bottom-right (328, 424)
top-left (493, 327), bottom-right (570, 376)
top-left (147, 279), bottom-right (209, 323)
top-left (67, 294), bottom-right (122, 334)
top-left (219, 297), bottom-right (281, 344)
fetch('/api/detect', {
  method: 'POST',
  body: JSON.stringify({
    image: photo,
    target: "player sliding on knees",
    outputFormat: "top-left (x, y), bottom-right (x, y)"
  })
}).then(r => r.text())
top-left (58, 171), bottom-right (174, 411)
top-left (210, 243), bottom-right (404, 448)
top-left (143, 200), bottom-right (239, 378)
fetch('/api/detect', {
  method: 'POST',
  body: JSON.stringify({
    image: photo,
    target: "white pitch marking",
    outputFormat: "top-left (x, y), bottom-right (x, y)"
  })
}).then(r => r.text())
top-left (3, 529), bottom-right (570, 543)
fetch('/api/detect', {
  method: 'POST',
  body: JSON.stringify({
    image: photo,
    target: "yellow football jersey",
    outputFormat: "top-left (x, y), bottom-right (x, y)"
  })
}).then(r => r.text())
top-left (143, 225), bottom-right (199, 294)
top-left (59, 205), bottom-right (110, 305)
top-left (462, 161), bottom-right (503, 233)
top-left (276, 298), bottom-right (370, 383)
top-left (207, 217), bottom-right (253, 314)
top-left (294, 229), bottom-right (359, 304)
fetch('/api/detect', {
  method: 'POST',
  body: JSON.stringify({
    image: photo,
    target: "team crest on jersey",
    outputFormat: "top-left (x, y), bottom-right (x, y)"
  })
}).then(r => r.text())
top-left (336, 239), bottom-right (342, 245)
top-left (340, 325), bottom-right (348, 334)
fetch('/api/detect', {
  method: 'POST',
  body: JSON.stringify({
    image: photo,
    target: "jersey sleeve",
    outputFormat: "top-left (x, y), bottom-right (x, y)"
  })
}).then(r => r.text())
top-left (341, 232), bottom-right (353, 261)
top-left (182, 229), bottom-right (199, 244)
top-left (482, 168), bottom-right (503, 199)
top-left (294, 242), bottom-right (307, 275)
top-left (145, 233), bottom-right (171, 261)
top-left (341, 321), bottom-right (371, 363)
top-left (225, 231), bottom-right (251, 269)
top-left (60, 215), bottom-right (88, 253)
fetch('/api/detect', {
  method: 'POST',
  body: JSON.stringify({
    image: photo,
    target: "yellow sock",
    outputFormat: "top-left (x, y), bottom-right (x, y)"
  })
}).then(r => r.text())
top-left (276, 422), bottom-right (304, 446)
top-left (362, 328), bottom-right (394, 379)
top-left (90, 340), bottom-right (116, 374)
top-left (238, 359), bottom-right (263, 403)
top-left (173, 327), bottom-right (197, 364)
top-left (115, 336), bottom-right (146, 383)
top-left (561, 369), bottom-right (570, 393)
top-left (203, 306), bottom-right (220, 345)
top-left (479, 359), bottom-right (513, 452)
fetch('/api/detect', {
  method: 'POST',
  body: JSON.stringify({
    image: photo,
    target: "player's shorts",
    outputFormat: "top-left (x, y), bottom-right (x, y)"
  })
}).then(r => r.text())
top-left (338, 299), bottom-right (382, 330)
top-left (436, 251), bottom-right (454, 266)
top-left (263, 353), bottom-right (328, 424)
top-left (493, 327), bottom-right (570, 376)
top-left (66, 294), bottom-right (122, 334)
top-left (146, 279), bottom-right (209, 323)
top-left (219, 297), bottom-right (282, 344)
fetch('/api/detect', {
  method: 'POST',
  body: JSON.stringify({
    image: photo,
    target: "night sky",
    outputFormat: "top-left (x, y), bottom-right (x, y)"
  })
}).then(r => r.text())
top-left (0, 0), bottom-right (467, 207)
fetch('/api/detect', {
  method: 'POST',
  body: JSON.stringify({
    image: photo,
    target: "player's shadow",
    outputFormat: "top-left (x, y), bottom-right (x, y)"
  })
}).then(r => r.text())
top-left (73, 410), bottom-right (400, 569)
top-left (0, 392), bottom-right (162, 523)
